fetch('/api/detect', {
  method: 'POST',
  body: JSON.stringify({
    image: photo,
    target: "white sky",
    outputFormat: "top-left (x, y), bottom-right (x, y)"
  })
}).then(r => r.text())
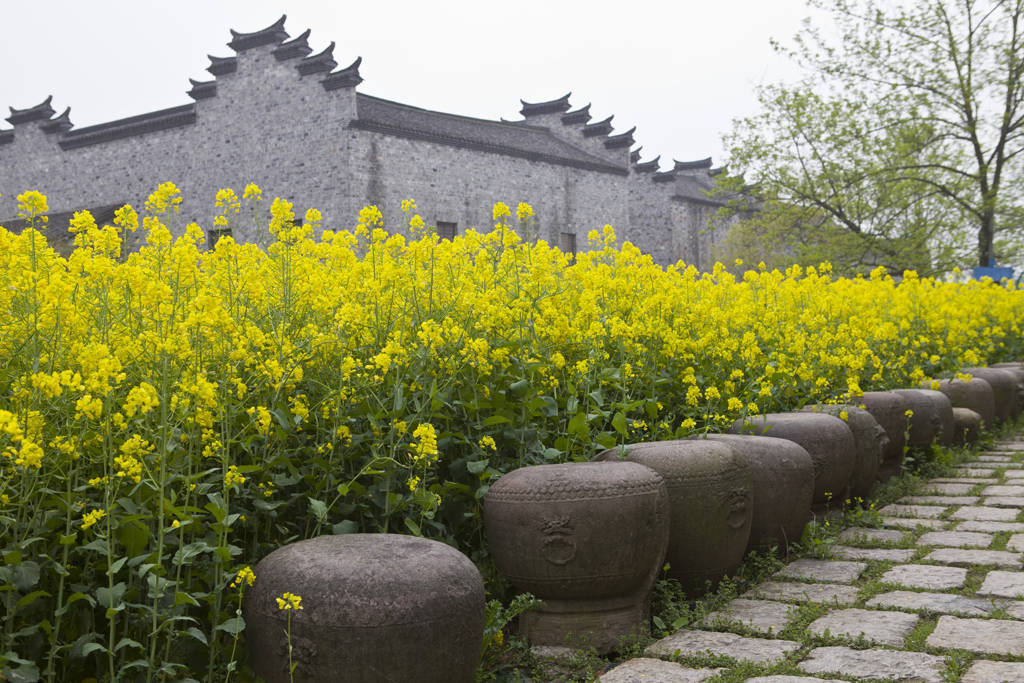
top-left (0, 0), bottom-right (821, 170)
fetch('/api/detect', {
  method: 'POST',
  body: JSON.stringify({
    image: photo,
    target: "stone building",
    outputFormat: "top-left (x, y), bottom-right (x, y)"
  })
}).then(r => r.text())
top-left (0, 16), bottom-right (739, 268)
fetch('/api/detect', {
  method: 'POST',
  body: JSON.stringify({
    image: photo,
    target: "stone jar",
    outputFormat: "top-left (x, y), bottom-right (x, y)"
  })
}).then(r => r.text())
top-left (243, 534), bottom-right (484, 683)
top-left (952, 407), bottom-right (982, 445)
top-left (920, 389), bottom-right (955, 445)
top-left (926, 378), bottom-right (996, 428)
top-left (729, 413), bottom-right (855, 505)
top-left (892, 389), bottom-right (945, 453)
top-left (963, 367), bottom-right (1018, 423)
top-left (597, 440), bottom-right (753, 594)
top-left (695, 433), bottom-right (813, 552)
top-left (987, 365), bottom-right (1024, 419)
top-left (484, 462), bottom-right (669, 652)
top-left (851, 391), bottom-right (910, 480)
top-left (802, 405), bottom-right (885, 499)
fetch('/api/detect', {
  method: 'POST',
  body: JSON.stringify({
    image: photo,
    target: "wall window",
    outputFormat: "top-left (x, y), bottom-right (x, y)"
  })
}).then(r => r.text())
top-left (437, 221), bottom-right (457, 240)
top-left (207, 227), bottom-right (232, 248)
top-left (559, 231), bottom-right (577, 255)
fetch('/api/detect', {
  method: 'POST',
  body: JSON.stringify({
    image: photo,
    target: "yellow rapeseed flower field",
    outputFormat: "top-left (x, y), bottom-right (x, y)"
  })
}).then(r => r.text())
top-left (0, 184), bottom-right (1020, 680)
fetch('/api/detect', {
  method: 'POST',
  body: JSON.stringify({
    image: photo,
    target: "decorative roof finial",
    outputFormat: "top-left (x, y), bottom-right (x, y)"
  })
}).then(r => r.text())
top-left (630, 147), bottom-right (643, 163)
top-left (228, 15), bottom-right (289, 52)
top-left (582, 115), bottom-right (613, 138)
top-left (605, 126), bottom-right (636, 149)
top-left (274, 28), bottom-right (313, 61)
top-left (561, 104), bottom-right (591, 126)
top-left (41, 106), bottom-right (73, 134)
top-left (297, 41), bottom-right (337, 76)
top-left (187, 79), bottom-right (217, 100)
top-left (520, 93), bottom-right (571, 118)
top-left (322, 56), bottom-right (364, 91)
top-left (207, 55), bottom-right (238, 76)
top-left (7, 96), bottom-right (56, 125)
top-left (635, 155), bottom-right (661, 174)
top-left (673, 157), bottom-right (713, 172)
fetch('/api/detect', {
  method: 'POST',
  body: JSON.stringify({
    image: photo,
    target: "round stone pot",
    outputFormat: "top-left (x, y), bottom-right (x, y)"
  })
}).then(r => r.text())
top-left (243, 534), bottom-right (484, 683)
top-left (597, 440), bottom-right (752, 594)
top-left (695, 433), bottom-right (813, 552)
top-left (802, 405), bottom-right (884, 499)
top-left (925, 378), bottom-right (995, 429)
top-left (987, 365), bottom-right (1024, 420)
top-left (963, 367), bottom-right (1018, 424)
top-left (848, 392), bottom-right (910, 480)
top-left (729, 412), bottom-right (855, 506)
top-left (920, 389), bottom-right (955, 445)
top-left (484, 462), bottom-right (669, 652)
top-left (952, 407), bottom-right (982, 445)
top-left (892, 389), bottom-right (945, 453)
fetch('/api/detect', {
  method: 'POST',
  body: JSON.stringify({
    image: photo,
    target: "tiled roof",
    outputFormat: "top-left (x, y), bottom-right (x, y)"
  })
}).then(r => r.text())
top-left (59, 104), bottom-right (196, 150)
top-left (0, 203), bottom-right (124, 256)
top-left (353, 94), bottom-right (626, 175)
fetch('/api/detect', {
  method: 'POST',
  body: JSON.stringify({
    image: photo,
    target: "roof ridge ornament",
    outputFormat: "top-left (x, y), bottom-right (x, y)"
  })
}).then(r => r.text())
top-left (297, 41), bottom-right (337, 76)
top-left (40, 107), bottom-right (73, 134)
top-left (605, 126), bottom-right (635, 149)
top-left (207, 55), bottom-right (238, 76)
top-left (273, 28), bottom-right (313, 61)
top-left (321, 56), bottom-right (363, 91)
top-left (520, 93), bottom-right (571, 118)
top-left (187, 79), bottom-right (217, 100)
top-left (630, 147), bottom-right (642, 163)
top-left (635, 155), bottom-right (661, 173)
top-left (582, 115), bottom-right (613, 138)
top-left (7, 95), bottom-right (56, 125)
top-left (228, 15), bottom-right (289, 52)
top-left (561, 104), bottom-right (591, 126)
top-left (673, 157), bottom-right (713, 171)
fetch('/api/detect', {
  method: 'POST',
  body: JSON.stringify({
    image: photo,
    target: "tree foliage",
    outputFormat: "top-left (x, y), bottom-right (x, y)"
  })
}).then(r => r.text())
top-left (722, 0), bottom-right (1024, 273)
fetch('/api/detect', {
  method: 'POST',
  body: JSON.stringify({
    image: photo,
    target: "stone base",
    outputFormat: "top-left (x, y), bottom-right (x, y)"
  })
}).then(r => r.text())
top-left (520, 592), bottom-right (649, 654)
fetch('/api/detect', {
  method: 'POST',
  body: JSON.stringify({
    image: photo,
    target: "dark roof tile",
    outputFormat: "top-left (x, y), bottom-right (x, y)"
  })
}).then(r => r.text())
top-left (354, 94), bottom-right (625, 175)
top-left (582, 115), bottom-right (613, 138)
top-left (322, 57), bottom-right (363, 90)
top-left (207, 55), bottom-right (238, 76)
top-left (59, 104), bottom-right (196, 150)
top-left (187, 79), bottom-right (217, 100)
top-left (520, 93), bottom-right (571, 117)
top-left (561, 104), bottom-right (591, 125)
top-left (605, 126), bottom-right (635, 149)
top-left (0, 203), bottom-right (124, 257)
top-left (40, 107), bottom-right (73, 134)
top-left (297, 42), bottom-right (337, 76)
top-left (635, 155), bottom-right (661, 173)
top-left (228, 15), bottom-right (288, 52)
top-left (7, 96), bottom-right (55, 125)
top-left (674, 157), bottom-right (713, 171)
top-left (273, 29), bottom-right (312, 61)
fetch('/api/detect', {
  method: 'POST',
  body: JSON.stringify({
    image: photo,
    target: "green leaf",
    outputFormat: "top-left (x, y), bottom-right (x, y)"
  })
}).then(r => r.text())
top-left (109, 556), bottom-right (128, 574)
top-left (332, 520), bottom-right (358, 535)
top-left (482, 415), bottom-right (511, 426)
top-left (508, 379), bottom-right (530, 398)
top-left (214, 616), bottom-right (245, 635)
top-left (58, 533), bottom-right (77, 546)
top-left (95, 582), bottom-right (126, 609)
top-left (174, 591), bottom-right (199, 607)
top-left (113, 637), bottom-right (144, 653)
top-left (611, 411), bottom-right (628, 436)
top-left (12, 561), bottom-right (40, 591)
top-left (567, 412), bottom-right (589, 438)
top-left (466, 459), bottom-right (489, 474)
top-left (308, 497), bottom-right (328, 523)
top-left (16, 590), bottom-right (51, 610)
top-left (185, 627), bottom-right (208, 645)
top-left (404, 518), bottom-right (422, 536)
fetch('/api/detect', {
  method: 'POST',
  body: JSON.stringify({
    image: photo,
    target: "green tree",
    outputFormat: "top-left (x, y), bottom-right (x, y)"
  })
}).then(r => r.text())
top-left (722, 0), bottom-right (1024, 273)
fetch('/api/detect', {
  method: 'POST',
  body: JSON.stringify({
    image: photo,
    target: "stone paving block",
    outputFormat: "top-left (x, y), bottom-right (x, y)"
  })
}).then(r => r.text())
top-left (1008, 534), bottom-right (1024, 552)
top-left (744, 677), bottom-right (846, 683)
top-left (598, 658), bottom-right (722, 682)
top-left (1005, 469), bottom-right (1024, 478)
top-left (866, 589), bottom-right (1000, 616)
top-left (983, 496), bottom-right (1024, 507)
top-left (978, 454), bottom-right (1013, 462)
top-left (930, 477), bottom-right (998, 484)
top-left (881, 517), bottom-right (947, 530)
top-left (994, 442), bottom-right (1024, 450)
top-left (881, 563), bottom-right (967, 590)
top-left (961, 660), bottom-right (1024, 683)
top-left (878, 504), bottom-right (946, 518)
top-left (644, 629), bottom-right (800, 664)
top-left (951, 506), bottom-right (1019, 521)
top-left (922, 482), bottom-right (976, 495)
top-left (956, 520), bottom-right (1024, 532)
top-left (1004, 601), bottom-right (1024, 619)
top-left (926, 615), bottom-right (1024, 654)
top-left (916, 530), bottom-right (993, 548)
top-left (982, 485), bottom-right (1024, 496)
top-left (899, 495), bottom-right (980, 505)
top-left (829, 546), bottom-right (914, 562)
top-left (774, 559), bottom-right (866, 584)
top-left (702, 599), bottom-right (795, 636)
top-left (744, 581), bottom-right (859, 605)
top-left (978, 570), bottom-right (1024, 598)
top-left (797, 646), bottom-right (946, 683)
top-left (923, 548), bottom-right (1023, 568)
top-left (953, 467), bottom-right (1002, 476)
top-left (807, 607), bottom-right (918, 646)
top-left (838, 527), bottom-right (906, 544)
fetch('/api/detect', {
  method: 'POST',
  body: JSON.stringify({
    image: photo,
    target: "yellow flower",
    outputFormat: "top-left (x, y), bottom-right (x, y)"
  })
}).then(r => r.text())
top-left (276, 592), bottom-right (303, 610)
top-left (478, 436), bottom-right (497, 451)
top-left (231, 566), bottom-right (256, 589)
top-left (410, 423), bottom-right (439, 462)
top-left (224, 465), bottom-right (246, 488)
top-left (81, 509), bottom-right (106, 530)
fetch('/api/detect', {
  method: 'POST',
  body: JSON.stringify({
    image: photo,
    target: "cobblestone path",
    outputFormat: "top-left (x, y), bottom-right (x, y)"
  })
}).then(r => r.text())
top-left (600, 438), bottom-right (1024, 682)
